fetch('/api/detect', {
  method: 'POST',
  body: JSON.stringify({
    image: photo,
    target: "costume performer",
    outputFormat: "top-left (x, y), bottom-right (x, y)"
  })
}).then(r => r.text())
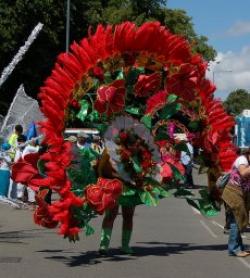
top-left (11, 22), bottom-right (237, 249)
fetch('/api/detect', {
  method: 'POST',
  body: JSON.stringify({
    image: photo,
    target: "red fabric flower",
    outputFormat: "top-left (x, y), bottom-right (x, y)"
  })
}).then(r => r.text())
top-left (134, 73), bottom-right (161, 97)
top-left (120, 148), bottom-right (131, 161)
top-left (161, 154), bottom-right (185, 177)
top-left (70, 99), bottom-right (80, 110)
top-left (94, 79), bottom-right (125, 116)
top-left (11, 153), bottom-right (48, 191)
top-left (167, 63), bottom-right (198, 100)
top-left (93, 66), bottom-right (104, 81)
top-left (119, 131), bottom-right (128, 141)
top-left (145, 90), bottom-right (168, 115)
top-left (141, 150), bottom-right (153, 170)
top-left (161, 163), bottom-right (173, 179)
top-left (85, 178), bottom-right (122, 214)
top-left (34, 189), bottom-right (58, 229)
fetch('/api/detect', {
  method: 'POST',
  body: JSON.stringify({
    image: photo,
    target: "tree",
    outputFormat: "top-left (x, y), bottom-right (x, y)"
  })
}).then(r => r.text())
top-left (223, 89), bottom-right (250, 115)
top-left (0, 0), bottom-right (216, 115)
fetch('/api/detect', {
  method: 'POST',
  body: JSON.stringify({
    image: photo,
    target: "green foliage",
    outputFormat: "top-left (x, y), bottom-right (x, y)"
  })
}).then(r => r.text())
top-left (0, 0), bottom-right (216, 114)
top-left (139, 190), bottom-right (159, 206)
top-left (186, 189), bottom-right (220, 217)
top-left (68, 148), bottom-right (98, 196)
top-left (223, 89), bottom-right (250, 115)
top-left (159, 102), bottom-right (181, 119)
top-left (141, 115), bottom-right (152, 129)
top-left (76, 100), bottom-right (89, 122)
top-left (68, 147), bottom-right (99, 234)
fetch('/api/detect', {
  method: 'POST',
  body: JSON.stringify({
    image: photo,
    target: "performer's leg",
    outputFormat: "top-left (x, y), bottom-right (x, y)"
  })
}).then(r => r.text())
top-left (16, 183), bottom-right (24, 201)
top-left (121, 206), bottom-right (135, 254)
top-left (99, 204), bottom-right (119, 254)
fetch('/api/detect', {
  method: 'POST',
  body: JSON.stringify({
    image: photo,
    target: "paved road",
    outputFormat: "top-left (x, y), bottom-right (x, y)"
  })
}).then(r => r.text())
top-left (1, 173), bottom-right (250, 278)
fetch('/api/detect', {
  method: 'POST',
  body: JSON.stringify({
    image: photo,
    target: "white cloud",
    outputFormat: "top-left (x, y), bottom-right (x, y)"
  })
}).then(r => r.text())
top-left (206, 46), bottom-right (250, 99)
top-left (226, 21), bottom-right (250, 37)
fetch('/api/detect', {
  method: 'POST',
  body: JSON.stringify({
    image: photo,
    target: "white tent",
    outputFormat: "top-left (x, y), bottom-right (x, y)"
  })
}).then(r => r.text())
top-left (0, 85), bottom-right (44, 138)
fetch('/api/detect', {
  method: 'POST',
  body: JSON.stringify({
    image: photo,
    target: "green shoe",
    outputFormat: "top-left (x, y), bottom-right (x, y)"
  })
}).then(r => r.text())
top-left (98, 246), bottom-right (109, 256)
top-left (121, 246), bottom-right (135, 255)
top-left (99, 227), bottom-right (112, 254)
top-left (121, 229), bottom-right (134, 255)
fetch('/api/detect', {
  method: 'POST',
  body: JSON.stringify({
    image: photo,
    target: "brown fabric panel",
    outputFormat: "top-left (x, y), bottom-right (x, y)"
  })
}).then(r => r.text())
top-left (222, 183), bottom-right (249, 230)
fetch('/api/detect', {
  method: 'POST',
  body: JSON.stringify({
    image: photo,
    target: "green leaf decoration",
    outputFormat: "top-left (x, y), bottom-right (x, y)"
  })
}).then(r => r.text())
top-left (68, 148), bottom-right (98, 195)
top-left (80, 148), bottom-right (99, 161)
top-left (174, 187), bottom-right (194, 197)
top-left (126, 67), bottom-right (144, 86)
top-left (139, 191), bottom-right (159, 207)
top-left (131, 156), bottom-right (142, 173)
top-left (144, 177), bottom-right (161, 187)
top-left (167, 94), bottom-right (178, 103)
top-left (122, 185), bottom-right (137, 196)
top-left (85, 224), bottom-right (95, 236)
top-left (76, 100), bottom-right (89, 122)
top-left (94, 123), bottom-right (108, 134)
top-left (188, 120), bottom-right (200, 131)
top-left (116, 70), bottom-right (124, 80)
top-left (104, 71), bottom-right (113, 83)
top-left (125, 106), bottom-right (141, 115)
top-left (174, 141), bottom-right (190, 154)
top-left (92, 78), bottom-right (100, 89)
top-left (141, 115), bottom-right (152, 129)
top-left (37, 159), bottom-right (46, 176)
top-left (87, 110), bottom-right (99, 122)
top-left (155, 186), bottom-right (172, 198)
top-left (155, 128), bottom-right (169, 141)
top-left (186, 198), bottom-right (200, 210)
top-left (170, 164), bottom-right (185, 181)
top-left (159, 103), bottom-right (181, 120)
top-left (186, 189), bottom-right (220, 217)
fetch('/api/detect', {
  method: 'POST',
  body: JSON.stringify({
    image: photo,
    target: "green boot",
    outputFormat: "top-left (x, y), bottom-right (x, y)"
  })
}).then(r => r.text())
top-left (99, 227), bottom-right (112, 255)
top-left (121, 229), bottom-right (134, 255)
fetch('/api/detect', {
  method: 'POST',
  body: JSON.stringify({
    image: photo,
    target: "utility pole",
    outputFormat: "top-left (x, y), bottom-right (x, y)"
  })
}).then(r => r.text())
top-left (66, 0), bottom-right (71, 53)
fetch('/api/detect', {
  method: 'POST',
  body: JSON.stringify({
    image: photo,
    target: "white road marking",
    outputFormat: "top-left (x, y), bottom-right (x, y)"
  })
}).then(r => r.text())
top-left (194, 211), bottom-right (250, 269)
top-left (191, 207), bottom-right (201, 215)
top-left (211, 221), bottom-right (224, 230)
top-left (200, 220), bottom-right (218, 238)
top-left (237, 258), bottom-right (250, 269)
top-left (211, 221), bottom-right (247, 238)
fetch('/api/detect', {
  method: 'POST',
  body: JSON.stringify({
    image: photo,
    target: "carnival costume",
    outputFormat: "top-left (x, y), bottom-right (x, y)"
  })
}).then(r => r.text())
top-left (12, 22), bottom-right (237, 247)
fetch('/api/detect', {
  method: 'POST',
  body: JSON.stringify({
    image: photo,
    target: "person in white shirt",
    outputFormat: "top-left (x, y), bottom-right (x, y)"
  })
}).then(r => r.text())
top-left (180, 142), bottom-right (194, 188)
top-left (21, 139), bottom-right (40, 205)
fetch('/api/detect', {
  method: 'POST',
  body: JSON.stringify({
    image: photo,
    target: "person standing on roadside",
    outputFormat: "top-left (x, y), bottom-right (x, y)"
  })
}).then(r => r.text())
top-left (222, 148), bottom-right (250, 257)
top-left (180, 141), bottom-right (194, 189)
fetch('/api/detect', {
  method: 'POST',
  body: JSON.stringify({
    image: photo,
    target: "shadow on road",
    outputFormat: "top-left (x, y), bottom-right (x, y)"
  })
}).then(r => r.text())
top-left (41, 242), bottom-right (227, 267)
top-left (0, 228), bottom-right (45, 244)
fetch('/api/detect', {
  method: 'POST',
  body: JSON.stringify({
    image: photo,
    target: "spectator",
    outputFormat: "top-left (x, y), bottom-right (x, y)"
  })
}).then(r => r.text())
top-left (76, 132), bottom-right (90, 150)
top-left (180, 141), bottom-right (194, 188)
top-left (0, 143), bottom-right (12, 198)
top-left (8, 124), bottom-right (24, 149)
top-left (222, 148), bottom-right (250, 257)
top-left (22, 139), bottom-right (40, 207)
top-left (91, 135), bottom-right (104, 154)
top-left (15, 135), bottom-right (27, 202)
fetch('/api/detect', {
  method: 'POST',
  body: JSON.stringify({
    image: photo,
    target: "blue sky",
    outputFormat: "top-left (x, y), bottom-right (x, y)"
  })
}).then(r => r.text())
top-left (167, 0), bottom-right (250, 99)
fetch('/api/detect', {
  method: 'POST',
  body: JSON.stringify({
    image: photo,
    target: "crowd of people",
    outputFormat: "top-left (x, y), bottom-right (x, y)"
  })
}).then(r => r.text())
top-left (0, 125), bottom-right (104, 209)
top-left (0, 124), bottom-right (39, 208)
